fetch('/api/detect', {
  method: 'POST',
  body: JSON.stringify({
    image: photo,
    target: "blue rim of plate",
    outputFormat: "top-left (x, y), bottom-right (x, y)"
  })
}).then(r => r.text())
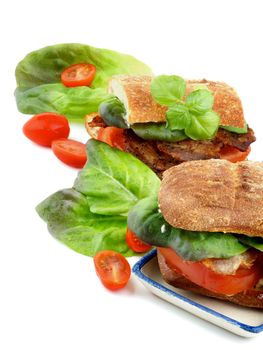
top-left (132, 249), bottom-right (263, 334)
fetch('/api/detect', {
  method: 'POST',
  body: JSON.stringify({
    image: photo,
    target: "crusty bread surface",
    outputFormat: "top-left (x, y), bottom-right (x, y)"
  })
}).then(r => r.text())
top-left (85, 113), bottom-right (101, 139)
top-left (109, 75), bottom-right (245, 128)
top-left (159, 159), bottom-right (263, 237)
top-left (157, 249), bottom-right (263, 308)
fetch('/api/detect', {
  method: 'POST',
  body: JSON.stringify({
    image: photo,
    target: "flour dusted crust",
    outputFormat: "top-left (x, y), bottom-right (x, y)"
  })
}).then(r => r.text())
top-left (109, 75), bottom-right (167, 124)
top-left (109, 76), bottom-right (246, 128)
top-left (159, 159), bottom-right (263, 237)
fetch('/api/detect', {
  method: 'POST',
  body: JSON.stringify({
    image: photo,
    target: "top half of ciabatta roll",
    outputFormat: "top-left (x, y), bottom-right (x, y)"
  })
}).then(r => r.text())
top-left (159, 159), bottom-right (263, 237)
top-left (108, 75), bottom-right (246, 128)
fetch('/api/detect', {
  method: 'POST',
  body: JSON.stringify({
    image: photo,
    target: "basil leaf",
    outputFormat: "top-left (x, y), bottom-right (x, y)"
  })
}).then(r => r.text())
top-left (150, 75), bottom-right (186, 106)
top-left (128, 197), bottom-right (248, 261)
top-left (186, 89), bottom-right (214, 116)
top-left (131, 122), bottom-right (187, 142)
top-left (238, 235), bottom-right (263, 252)
top-left (166, 104), bottom-right (191, 130)
top-left (15, 84), bottom-right (111, 121)
top-left (74, 140), bottom-right (160, 215)
top-left (221, 124), bottom-right (248, 134)
top-left (193, 84), bottom-right (209, 91)
top-left (185, 111), bottom-right (220, 140)
top-left (36, 189), bottom-right (135, 257)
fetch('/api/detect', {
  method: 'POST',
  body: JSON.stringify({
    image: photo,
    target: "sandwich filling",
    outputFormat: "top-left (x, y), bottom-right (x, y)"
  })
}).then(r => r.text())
top-left (127, 195), bottom-right (263, 300)
top-left (86, 75), bottom-right (255, 177)
top-left (87, 115), bottom-right (255, 177)
top-left (127, 156), bottom-right (263, 304)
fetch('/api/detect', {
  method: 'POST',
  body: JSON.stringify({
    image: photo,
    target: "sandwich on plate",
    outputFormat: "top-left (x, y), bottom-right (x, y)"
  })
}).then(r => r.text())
top-left (37, 138), bottom-right (263, 307)
top-left (128, 159), bottom-right (263, 308)
top-left (86, 75), bottom-right (255, 177)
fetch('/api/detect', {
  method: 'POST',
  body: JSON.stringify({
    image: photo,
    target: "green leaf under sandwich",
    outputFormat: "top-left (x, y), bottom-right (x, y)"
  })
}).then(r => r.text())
top-left (36, 140), bottom-right (161, 257)
top-left (36, 189), bottom-right (134, 257)
top-left (74, 140), bottom-right (161, 216)
top-left (15, 84), bottom-right (111, 121)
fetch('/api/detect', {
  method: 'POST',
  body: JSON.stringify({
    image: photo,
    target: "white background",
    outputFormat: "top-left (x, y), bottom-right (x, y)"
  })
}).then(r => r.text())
top-left (1, 0), bottom-right (263, 348)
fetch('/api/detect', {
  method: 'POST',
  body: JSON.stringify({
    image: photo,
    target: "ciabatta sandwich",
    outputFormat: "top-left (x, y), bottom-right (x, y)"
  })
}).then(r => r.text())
top-left (86, 76), bottom-right (255, 177)
top-left (128, 159), bottom-right (263, 308)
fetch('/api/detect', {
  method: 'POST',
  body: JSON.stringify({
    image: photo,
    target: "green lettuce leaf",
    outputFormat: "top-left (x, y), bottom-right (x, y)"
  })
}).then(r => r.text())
top-left (36, 188), bottom-right (134, 256)
top-left (16, 43), bottom-right (152, 90)
top-left (99, 96), bottom-right (129, 129)
top-left (37, 140), bottom-right (161, 256)
top-left (128, 197), bottom-right (173, 246)
top-left (74, 140), bottom-right (161, 215)
top-left (128, 197), bottom-right (248, 261)
top-left (15, 43), bottom-right (152, 120)
top-left (15, 84), bottom-right (111, 121)
top-left (238, 235), bottom-right (263, 252)
top-left (131, 123), bottom-right (187, 142)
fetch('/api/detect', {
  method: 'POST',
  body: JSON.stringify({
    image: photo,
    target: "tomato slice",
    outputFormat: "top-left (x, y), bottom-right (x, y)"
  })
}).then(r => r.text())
top-left (23, 112), bottom-right (70, 147)
top-left (51, 139), bottom-right (87, 168)
top-left (220, 146), bottom-right (251, 163)
top-left (158, 247), bottom-right (261, 295)
top-left (94, 250), bottom-right (131, 291)
top-left (61, 63), bottom-right (96, 87)
top-left (126, 228), bottom-right (152, 253)
top-left (97, 127), bottom-right (125, 150)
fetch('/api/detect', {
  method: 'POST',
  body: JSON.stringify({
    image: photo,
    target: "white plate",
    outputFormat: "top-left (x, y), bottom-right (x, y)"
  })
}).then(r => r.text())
top-left (132, 249), bottom-right (263, 337)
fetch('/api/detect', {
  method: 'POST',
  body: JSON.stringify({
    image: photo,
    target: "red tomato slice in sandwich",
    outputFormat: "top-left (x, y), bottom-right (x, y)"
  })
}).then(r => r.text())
top-left (220, 146), bottom-right (251, 163)
top-left (158, 247), bottom-right (261, 295)
top-left (126, 228), bottom-right (152, 253)
top-left (97, 127), bottom-right (125, 150)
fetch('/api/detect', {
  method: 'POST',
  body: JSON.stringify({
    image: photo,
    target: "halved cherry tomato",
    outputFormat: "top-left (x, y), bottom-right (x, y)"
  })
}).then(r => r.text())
top-left (126, 228), bottom-right (152, 253)
top-left (94, 250), bottom-right (131, 291)
top-left (61, 63), bottom-right (96, 87)
top-left (51, 139), bottom-right (87, 168)
top-left (23, 113), bottom-right (70, 147)
top-left (220, 146), bottom-right (251, 163)
top-left (97, 127), bottom-right (125, 150)
top-left (158, 247), bottom-right (262, 295)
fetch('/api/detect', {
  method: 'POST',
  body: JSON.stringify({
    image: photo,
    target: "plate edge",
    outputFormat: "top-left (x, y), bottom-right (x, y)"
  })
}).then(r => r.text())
top-left (132, 249), bottom-right (263, 334)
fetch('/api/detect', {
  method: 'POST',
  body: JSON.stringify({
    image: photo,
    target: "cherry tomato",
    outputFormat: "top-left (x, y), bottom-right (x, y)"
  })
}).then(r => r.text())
top-left (220, 146), bottom-right (251, 163)
top-left (158, 247), bottom-right (262, 295)
top-left (23, 113), bottom-right (70, 147)
top-left (97, 127), bottom-right (125, 150)
top-left (94, 250), bottom-right (131, 291)
top-left (61, 63), bottom-right (96, 87)
top-left (51, 139), bottom-right (87, 168)
top-left (126, 228), bottom-right (152, 253)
